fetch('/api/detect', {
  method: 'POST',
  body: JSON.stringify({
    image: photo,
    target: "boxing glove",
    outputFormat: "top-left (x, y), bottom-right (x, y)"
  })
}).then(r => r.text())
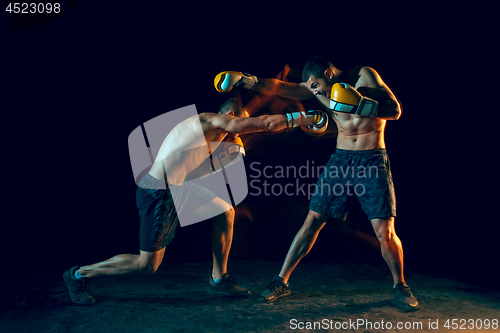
top-left (285, 110), bottom-right (328, 137)
top-left (300, 110), bottom-right (328, 136)
top-left (330, 83), bottom-right (378, 117)
top-left (184, 137), bottom-right (245, 182)
top-left (210, 136), bottom-right (245, 173)
top-left (214, 71), bottom-right (258, 92)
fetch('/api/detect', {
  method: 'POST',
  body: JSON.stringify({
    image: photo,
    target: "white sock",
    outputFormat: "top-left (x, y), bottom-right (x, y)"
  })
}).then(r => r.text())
top-left (213, 277), bottom-right (222, 283)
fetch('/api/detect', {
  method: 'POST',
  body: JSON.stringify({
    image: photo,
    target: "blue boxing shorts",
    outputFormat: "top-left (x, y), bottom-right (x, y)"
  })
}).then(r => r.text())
top-left (136, 173), bottom-right (217, 252)
top-left (309, 148), bottom-right (396, 221)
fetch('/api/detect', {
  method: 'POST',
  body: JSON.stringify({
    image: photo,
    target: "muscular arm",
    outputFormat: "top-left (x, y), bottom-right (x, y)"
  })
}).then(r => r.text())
top-left (255, 78), bottom-right (332, 110)
top-left (255, 78), bottom-right (315, 100)
top-left (355, 67), bottom-right (402, 120)
top-left (215, 114), bottom-right (289, 134)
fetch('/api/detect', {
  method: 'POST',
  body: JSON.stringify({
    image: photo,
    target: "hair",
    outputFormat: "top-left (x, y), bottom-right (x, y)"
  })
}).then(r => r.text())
top-left (301, 56), bottom-right (334, 82)
top-left (218, 98), bottom-right (245, 116)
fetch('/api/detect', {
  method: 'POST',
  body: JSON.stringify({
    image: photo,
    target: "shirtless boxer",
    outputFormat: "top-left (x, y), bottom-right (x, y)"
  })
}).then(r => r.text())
top-left (215, 57), bottom-right (419, 311)
top-left (63, 98), bottom-right (327, 305)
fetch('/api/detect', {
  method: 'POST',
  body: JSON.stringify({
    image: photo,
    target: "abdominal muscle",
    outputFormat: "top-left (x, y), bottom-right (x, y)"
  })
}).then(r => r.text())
top-left (333, 112), bottom-right (386, 150)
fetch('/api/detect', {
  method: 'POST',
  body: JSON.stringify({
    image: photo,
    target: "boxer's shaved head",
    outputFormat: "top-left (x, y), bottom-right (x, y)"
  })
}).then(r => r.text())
top-left (302, 56), bottom-right (334, 82)
top-left (218, 98), bottom-right (246, 116)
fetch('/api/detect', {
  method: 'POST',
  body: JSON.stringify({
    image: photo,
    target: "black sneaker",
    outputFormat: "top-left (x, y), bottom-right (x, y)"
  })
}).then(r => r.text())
top-left (393, 282), bottom-right (419, 311)
top-left (260, 276), bottom-right (291, 302)
top-left (63, 266), bottom-right (95, 305)
top-left (207, 273), bottom-right (251, 297)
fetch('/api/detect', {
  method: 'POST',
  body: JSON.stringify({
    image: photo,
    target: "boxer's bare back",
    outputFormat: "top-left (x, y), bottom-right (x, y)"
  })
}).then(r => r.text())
top-left (148, 112), bottom-right (287, 184)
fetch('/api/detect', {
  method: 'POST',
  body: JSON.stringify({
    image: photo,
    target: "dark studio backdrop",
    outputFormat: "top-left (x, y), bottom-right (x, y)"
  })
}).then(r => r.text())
top-left (2, 2), bottom-right (497, 294)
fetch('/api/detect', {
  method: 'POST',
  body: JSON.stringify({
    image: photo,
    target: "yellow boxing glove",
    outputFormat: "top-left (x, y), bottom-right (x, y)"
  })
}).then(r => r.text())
top-left (210, 136), bottom-right (245, 173)
top-left (330, 83), bottom-right (378, 117)
top-left (285, 110), bottom-right (328, 138)
top-left (214, 71), bottom-right (258, 92)
top-left (186, 137), bottom-right (245, 181)
top-left (299, 110), bottom-right (328, 137)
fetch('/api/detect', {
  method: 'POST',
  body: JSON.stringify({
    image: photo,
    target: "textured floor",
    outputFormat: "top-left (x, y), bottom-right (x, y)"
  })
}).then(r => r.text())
top-left (1, 260), bottom-right (499, 333)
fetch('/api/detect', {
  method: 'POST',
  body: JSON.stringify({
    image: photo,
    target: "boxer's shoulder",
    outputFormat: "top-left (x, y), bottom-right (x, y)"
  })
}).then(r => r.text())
top-left (198, 112), bottom-right (218, 122)
top-left (337, 66), bottom-right (364, 86)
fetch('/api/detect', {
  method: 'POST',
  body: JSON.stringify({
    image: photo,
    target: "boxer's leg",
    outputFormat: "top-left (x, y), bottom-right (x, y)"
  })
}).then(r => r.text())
top-left (260, 210), bottom-right (328, 301)
top-left (63, 249), bottom-right (165, 305)
top-left (76, 249), bottom-right (165, 278)
top-left (371, 217), bottom-right (403, 286)
top-left (371, 217), bottom-right (419, 311)
top-left (192, 197), bottom-right (234, 280)
top-left (279, 210), bottom-right (329, 283)
top-left (64, 175), bottom-right (173, 305)
top-left (192, 197), bottom-right (250, 297)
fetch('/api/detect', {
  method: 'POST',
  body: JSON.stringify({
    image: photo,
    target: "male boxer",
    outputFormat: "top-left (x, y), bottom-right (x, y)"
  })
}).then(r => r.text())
top-left (63, 98), bottom-right (327, 305)
top-left (215, 57), bottom-right (419, 311)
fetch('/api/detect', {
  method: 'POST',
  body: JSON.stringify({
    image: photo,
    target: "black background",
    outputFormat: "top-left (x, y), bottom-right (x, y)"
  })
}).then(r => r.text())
top-left (2, 2), bottom-right (498, 292)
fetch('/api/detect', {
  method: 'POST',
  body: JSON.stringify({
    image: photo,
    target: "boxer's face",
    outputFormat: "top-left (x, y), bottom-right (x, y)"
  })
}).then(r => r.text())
top-left (308, 74), bottom-right (333, 99)
top-left (308, 69), bottom-right (335, 98)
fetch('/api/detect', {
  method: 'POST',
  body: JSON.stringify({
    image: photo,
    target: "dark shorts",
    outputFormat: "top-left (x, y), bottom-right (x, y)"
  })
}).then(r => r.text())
top-left (136, 173), bottom-right (218, 252)
top-left (309, 148), bottom-right (396, 221)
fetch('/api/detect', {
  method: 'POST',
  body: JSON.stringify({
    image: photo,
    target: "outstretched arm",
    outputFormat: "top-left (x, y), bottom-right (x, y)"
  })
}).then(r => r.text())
top-left (254, 79), bottom-right (331, 110)
top-left (208, 109), bottom-right (327, 135)
top-left (214, 70), bottom-right (315, 100)
top-left (213, 114), bottom-right (289, 134)
top-left (254, 79), bottom-right (315, 101)
top-left (215, 71), bottom-right (330, 107)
